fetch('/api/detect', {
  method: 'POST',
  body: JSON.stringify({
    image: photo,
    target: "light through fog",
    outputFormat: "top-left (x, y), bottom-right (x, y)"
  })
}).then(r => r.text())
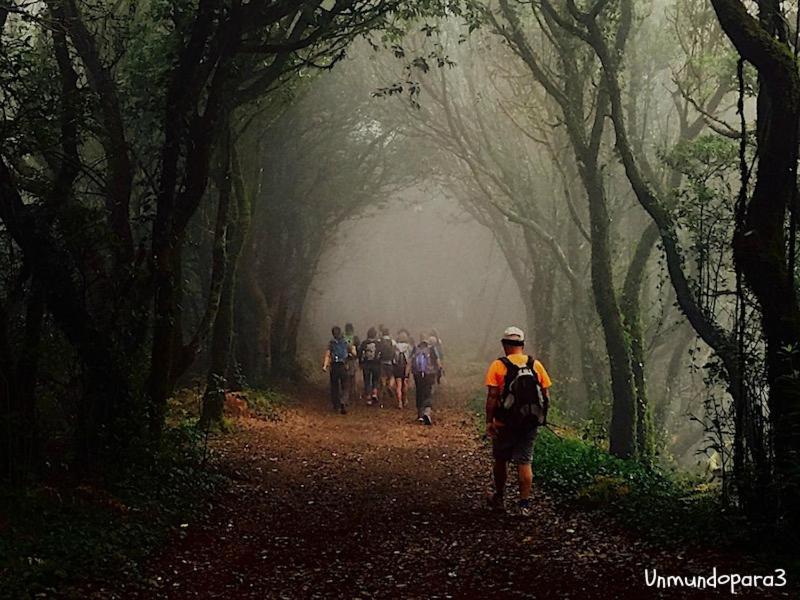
top-left (303, 188), bottom-right (526, 360)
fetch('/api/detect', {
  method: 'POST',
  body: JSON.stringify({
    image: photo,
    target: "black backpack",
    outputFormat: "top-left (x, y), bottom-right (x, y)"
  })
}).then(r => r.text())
top-left (378, 337), bottom-right (396, 364)
top-left (395, 342), bottom-right (410, 370)
top-left (496, 356), bottom-right (545, 429)
top-left (361, 339), bottom-right (378, 362)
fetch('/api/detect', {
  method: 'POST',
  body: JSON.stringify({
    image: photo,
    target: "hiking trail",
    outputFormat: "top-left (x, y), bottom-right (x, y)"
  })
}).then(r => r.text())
top-left (97, 385), bottom-right (788, 599)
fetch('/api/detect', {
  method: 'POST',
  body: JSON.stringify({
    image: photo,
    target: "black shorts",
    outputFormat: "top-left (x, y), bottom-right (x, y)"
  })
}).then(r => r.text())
top-left (492, 426), bottom-right (539, 465)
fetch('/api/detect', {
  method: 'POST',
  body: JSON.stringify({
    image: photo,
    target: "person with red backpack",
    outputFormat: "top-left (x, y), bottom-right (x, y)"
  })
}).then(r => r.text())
top-left (411, 338), bottom-right (439, 425)
top-left (484, 326), bottom-right (551, 517)
top-left (322, 325), bottom-right (352, 415)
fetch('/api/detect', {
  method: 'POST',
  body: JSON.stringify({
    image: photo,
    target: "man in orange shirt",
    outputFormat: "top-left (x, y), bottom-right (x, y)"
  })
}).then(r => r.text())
top-left (485, 326), bottom-right (551, 517)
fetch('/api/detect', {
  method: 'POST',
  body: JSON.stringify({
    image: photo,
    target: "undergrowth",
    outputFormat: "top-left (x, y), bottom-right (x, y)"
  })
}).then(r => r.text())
top-left (0, 420), bottom-right (226, 598)
top-left (0, 384), bottom-right (291, 597)
top-left (0, 420), bottom-right (229, 597)
top-left (467, 393), bottom-right (750, 549)
top-left (245, 387), bottom-right (289, 421)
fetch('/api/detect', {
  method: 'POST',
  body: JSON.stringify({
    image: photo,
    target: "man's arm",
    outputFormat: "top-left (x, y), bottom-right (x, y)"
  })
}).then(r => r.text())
top-left (486, 385), bottom-right (501, 436)
top-left (322, 348), bottom-right (331, 371)
top-left (541, 388), bottom-right (550, 425)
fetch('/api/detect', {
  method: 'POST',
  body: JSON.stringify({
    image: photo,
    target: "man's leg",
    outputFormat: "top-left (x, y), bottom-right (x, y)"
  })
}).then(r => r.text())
top-left (339, 367), bottom-right (349, 410)
top-left (367, 366), bottom-right (379, 402)
top-left (384, 371), bottom-right (396, 404)
top-left (395, 376), bottom-right (403, 407)
top-left (517, 463), bottom-right (533, 500)
top-left (421, 379), bottom-right (433, 423)
top-left (329, 371), bottom-right (339, 410)
top-left (493, 460), bottom-right (508, 496)
top-left (367, 368), bottom-right (375, 399)
top-left (347, 367), bottom-right (356, 402)
top-left (414, 375), bottom-right (423, 417)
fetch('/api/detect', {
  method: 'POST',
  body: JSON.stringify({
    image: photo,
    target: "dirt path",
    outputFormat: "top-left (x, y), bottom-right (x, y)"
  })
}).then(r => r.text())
top-left (108, 386), bottom-right (789, 599)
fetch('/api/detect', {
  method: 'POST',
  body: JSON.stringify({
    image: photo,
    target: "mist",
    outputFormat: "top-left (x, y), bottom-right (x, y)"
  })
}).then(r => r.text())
top-left (304, 188), bottom-right (526, 358)
top-left (2, 0), bottom-right (798, 595)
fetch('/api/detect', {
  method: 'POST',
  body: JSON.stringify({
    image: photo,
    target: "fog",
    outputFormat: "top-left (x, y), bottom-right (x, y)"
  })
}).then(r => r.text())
top-left (4, 0), bottom-right (789, 518)
top-left (303, 187), bottom-right (526, 358)
top-left (5, 0), bottom-right (799, 580)
top-left (269, 31), bottom-right (722, 468)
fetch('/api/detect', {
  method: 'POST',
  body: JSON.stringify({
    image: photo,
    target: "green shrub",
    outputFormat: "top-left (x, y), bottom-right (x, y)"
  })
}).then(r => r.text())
top-left (0, 420), bottom-right (225, 598)
top-left (532, 427), bottom-right (742, 546)
top-left (245, 387), bottom-right (289, 421)
top-left (468, 390), bottom-right (742, 547)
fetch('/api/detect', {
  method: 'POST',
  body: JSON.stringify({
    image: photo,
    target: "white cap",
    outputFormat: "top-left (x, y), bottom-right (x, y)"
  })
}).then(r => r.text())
top-left (502, 326), bottom-right (525, 343)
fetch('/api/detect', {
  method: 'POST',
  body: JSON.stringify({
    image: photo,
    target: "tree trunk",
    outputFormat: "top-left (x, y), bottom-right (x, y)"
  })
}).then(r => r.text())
top-left (711, 0), bottom-right (800, 531)
top-left (148, 238), bottom-right (181, 438)
top-left (201, 137), bottom-right (252, 426)
top-left (583, 173), bottom-right (638, 459)
top-left (621, 222), bottom-right (659, 459)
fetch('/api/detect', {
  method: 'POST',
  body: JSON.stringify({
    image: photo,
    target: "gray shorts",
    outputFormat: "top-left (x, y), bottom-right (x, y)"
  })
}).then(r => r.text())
top-left (492, 426), bottom-right (539, 465)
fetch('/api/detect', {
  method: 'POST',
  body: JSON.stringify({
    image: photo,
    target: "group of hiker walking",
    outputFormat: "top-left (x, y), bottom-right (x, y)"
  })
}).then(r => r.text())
top-left (322, 324), bottom-right (444, 425)
top-left (324, 322), bottom-right (552, 518)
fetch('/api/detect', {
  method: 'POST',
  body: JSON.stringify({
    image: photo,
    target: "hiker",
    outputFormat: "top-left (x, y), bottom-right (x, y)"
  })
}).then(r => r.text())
top-left (359, 327), bottom-right (381, 405)
top-left (411, 338), bottom-right (438, 425)
top-left (394, 329), bottom-right (413, 409)
top-left (378, 327), bottom-right (397, 407)
top-left (484, 326), bottom-right (551, 517)
top-left (322, 325), bottom-right (352, 414)
top-left (344, 323), bottom-right (360, 404)
top-left (429, 329), bottom-right (445, 384)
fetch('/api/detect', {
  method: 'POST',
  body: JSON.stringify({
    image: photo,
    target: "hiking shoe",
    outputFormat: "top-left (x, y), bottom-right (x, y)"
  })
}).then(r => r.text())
top-left (518, 500), bottom-right (533, 518)
top-left (487, 492), bottom-right (505, 513)
top-left (340, 406), bottom-right (347, 415)
top-left (422, 414), bottom-right (432, 426)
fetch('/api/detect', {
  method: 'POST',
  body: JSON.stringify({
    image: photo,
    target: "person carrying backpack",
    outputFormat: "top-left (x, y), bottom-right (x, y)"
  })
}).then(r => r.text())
top-left (411, 339), bottom-right (438, 425)
top-left (344, 323), bottom-right (360, 404)
top-left (322, 325), bottom-right (352, 414)
top-left (377, 327), bottom-right (398, 407)
top-left (429, 329), bottom-right (445, 385)
top-left (359, 327), bottom-right (381, 406)
top-left (484, 326), bottom-right (551, 517)
top-left (394, 329), bottom-right (413, 409)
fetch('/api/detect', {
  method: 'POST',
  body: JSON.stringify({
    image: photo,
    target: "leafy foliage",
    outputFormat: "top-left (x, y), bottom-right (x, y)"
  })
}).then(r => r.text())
top-left (0, 420), bottom-right (225, 597)
top-left (468, 390), bottom-right (747, 547)
top-left (533, 428), bottom-right (737, 545)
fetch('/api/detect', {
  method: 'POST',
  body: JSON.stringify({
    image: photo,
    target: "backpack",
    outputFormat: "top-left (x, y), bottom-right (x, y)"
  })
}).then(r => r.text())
top-left (330, 338), bottom-right (349, 364)
top-left (361, 339), bottom-right (378, 362)
top-left (412, 346), bottom-right (434, 376)
top-left (395, 342), bottom-right (410, 370)
top-left (344, 334), bottom-right (357, 361)
top-left (378, 337), bottom-right (396, 364)
top-left (496, 356), bottom-right (544, 429)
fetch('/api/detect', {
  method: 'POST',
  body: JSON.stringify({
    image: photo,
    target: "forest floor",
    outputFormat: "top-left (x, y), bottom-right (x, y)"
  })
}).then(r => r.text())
top-left (89, 383), bottom-right (793, 600)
